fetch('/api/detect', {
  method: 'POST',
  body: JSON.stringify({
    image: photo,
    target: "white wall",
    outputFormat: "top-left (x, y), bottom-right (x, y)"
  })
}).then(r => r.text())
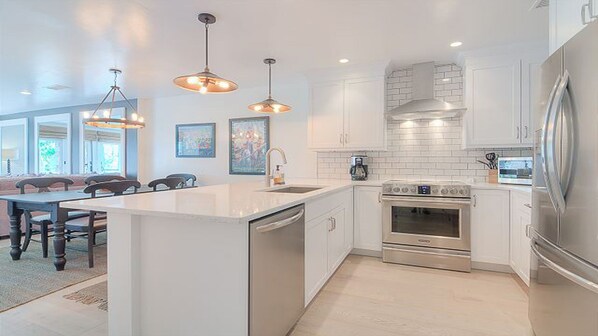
top-left (138, 81), bottom-right (317, 185)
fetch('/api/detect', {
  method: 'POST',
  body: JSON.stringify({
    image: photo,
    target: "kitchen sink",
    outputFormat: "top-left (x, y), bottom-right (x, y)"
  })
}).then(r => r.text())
top-left (263, 186), bottom-right (324, 194)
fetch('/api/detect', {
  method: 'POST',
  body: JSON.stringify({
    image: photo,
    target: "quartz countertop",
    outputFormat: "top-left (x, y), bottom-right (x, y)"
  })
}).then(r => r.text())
top-left (62, 178), bottom-right (370, 223)
top-left (469, 182), bottom-right (532, 194)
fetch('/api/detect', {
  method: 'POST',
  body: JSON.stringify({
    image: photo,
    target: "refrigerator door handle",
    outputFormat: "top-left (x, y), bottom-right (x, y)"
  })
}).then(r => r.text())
top-left (541, 74), bottom-right (562, 213)
top-left (531, 239), bottom-right (598, 295)
top-left (547, 71), bottom-right (572, 214)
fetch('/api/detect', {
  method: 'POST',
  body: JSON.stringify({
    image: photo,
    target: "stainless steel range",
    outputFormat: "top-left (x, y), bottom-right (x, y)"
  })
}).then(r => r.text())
top-left (381, 180), bottom-right (472, 272)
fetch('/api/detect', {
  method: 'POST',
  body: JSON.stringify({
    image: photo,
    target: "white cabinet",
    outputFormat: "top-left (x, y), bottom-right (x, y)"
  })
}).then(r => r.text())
top-left (304, 188), bottom-right (353, 305)
top-left (309, 82), bottom-right (345, 149)
top-left (463, 50), bottom-right (545, 148)
top-left (549, 0), bottom-right (597, 54)
top-left (305, 214), bottom-right (331, 304)
top-left (308, 76), bottom-right (386, 151)
top-left (470, 188), bottom-right (511, 266)
top-left (464, 55), bottom-right (522, 147)
top-left (353, 186), bottom-right (382, 253)
top-left (510, 192), bottom-right (532, 285)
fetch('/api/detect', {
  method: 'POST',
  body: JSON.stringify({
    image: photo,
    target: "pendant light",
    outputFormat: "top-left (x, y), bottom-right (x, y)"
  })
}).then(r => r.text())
top-left (173, 13), bottom-right (238, 94)
top-left (83, 68), bottom-right (145, 129)
top-left (248, 58), bottom-right (291, 114)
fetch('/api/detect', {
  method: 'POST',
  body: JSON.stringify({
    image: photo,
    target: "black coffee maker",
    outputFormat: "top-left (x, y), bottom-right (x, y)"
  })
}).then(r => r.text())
top-left (349, 155), bottom-right (368, 181)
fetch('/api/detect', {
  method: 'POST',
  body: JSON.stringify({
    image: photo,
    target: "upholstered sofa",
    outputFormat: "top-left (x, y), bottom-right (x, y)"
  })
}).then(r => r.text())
top-left (0, 175), bottom-right (89, 238)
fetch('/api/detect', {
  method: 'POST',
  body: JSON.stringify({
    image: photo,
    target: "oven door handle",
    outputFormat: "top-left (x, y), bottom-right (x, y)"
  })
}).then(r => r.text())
top-left (381, 195), bottom-right (471, 205)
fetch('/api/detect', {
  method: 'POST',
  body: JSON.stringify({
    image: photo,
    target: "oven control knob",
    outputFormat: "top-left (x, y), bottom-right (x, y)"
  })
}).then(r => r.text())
top-left (449, 188), bottom-right (457, 194)
top-left (401, 187), bottom-right (409, 193)
top-left (432, 188), bottom-right (438, 194)
top-left (410, 188), bottom-right (416, 193)
top-left (441, 188), bottom-right (448, 195)
top-left (393, 187), bottom-right (400, 193)
top-left (458, 189), bottom-right (465, 195)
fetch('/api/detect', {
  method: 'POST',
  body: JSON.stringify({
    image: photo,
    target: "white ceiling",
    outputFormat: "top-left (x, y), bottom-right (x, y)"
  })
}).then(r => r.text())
top-left (0, 0), bottom-right (547, 115)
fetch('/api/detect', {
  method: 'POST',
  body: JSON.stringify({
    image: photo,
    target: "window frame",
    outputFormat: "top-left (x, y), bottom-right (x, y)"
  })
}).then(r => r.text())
top-left (34, 113), bottom-right (72, 175)
top-left (0, 118), bottom-right (29, 175)
top-left (78, 109), bottom-right (126, 175)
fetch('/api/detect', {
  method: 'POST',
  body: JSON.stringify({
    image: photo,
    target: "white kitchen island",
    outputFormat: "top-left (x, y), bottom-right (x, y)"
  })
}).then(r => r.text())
top-left (62, 179), bottom-right (365, 336)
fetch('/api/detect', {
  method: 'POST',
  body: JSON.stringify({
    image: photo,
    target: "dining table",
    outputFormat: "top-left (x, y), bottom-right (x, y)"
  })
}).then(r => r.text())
top-left (0, 184), bottom-right (194, 271)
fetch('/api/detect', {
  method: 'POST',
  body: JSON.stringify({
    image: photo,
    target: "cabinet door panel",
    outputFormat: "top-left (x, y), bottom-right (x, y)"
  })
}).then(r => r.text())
top-left (328, 207), bottom-right (346, 273)
top-left (344, 77), bottom-right (385, 149)
top-left (521, 58), bottom-right (542, 145)
top-left (354, 187), bottom-right (382, 252)
top-left (465, 56), bottom-right (522, 147)
top-left (471, 189), bottom-right (510, 265)
top-left (305, 217), bottom-right (329, 305)
top-left (309, 81), bottom-right (345, 149)
top-left (550, 0), bottom-right (592, 53)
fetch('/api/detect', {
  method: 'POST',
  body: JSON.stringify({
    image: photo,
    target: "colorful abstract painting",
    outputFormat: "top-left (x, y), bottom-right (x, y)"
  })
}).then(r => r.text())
top-left (175, 123), bottom-right (216, 158)
top-left (229, 117), bottom-right (270, 175)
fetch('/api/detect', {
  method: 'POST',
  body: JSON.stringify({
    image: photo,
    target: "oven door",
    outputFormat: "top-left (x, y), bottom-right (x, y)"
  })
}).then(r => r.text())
top-left (382, 195), bottom-right (471, 251)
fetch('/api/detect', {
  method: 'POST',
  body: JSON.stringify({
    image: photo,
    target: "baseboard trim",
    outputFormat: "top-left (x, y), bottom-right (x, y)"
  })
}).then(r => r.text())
top-left (472, 261), bottom-right (513, 273)
top-left (350, 248), bottom-right (382, 258)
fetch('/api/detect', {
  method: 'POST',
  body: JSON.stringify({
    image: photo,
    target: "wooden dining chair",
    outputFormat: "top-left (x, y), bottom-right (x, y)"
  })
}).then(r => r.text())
top-left (64, 180), bottom-right (141, 268)
top-left (84, 174), bottom-right (126, 186)
top-left (148, 177), bottom-right (186, 191)
top-left (166, 173), bottom-right (197, 187)
top-left (16, 177), bottom-right (90, 258)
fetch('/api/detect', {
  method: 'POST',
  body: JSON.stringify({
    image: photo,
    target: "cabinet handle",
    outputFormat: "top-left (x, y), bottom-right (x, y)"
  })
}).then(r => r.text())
top-left (582, 3), bottom-right (591, 25)
top-left (516, 126), bottom-right (520, 139)
top-left (525, 126), bottom-right (529, 139)
top-left (524, 203), bottom-right (532, 209)
top-left (378, 192), bottom-right (382, 203)
top-left (339, 133), bottom-right (344, 145)
top-left (333, 217), bottom-right (337, 231)
top-left (344, 133), bottom-right (349, 144)
top-left (472, 195), bottom-right (477, 207)
top-left (328, 217), bottom-right (333, 232)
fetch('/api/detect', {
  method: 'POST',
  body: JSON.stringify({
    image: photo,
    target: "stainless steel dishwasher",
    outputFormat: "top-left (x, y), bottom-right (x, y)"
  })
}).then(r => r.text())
top-left (249, 204), bottom-right (305, 336)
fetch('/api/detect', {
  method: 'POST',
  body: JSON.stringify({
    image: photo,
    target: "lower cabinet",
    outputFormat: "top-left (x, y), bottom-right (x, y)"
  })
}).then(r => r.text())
top-left (510, 191), bottom-right (532, 285)
top-left (470, 188), bottom-right (511, 267)
top-left (304, 189), bottom-right (353, 305)
top-left (353, 186), bottom-right (382, 253)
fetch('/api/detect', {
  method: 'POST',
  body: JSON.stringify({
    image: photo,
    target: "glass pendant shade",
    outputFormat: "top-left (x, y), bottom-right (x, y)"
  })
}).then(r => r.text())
top-left (249, 58), bottom-right (291, 114)
top-left (174, 13), bottom-right (237, 94)
top-left (83, 69), bottom-right (145, 129)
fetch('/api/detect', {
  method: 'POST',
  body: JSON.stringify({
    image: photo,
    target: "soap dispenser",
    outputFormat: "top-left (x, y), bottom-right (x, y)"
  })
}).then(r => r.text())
top-left (272, 165), bottom-right (285, 185)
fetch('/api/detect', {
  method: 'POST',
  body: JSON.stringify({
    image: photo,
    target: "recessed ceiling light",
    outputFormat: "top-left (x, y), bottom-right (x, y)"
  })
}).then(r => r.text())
top-left (339, 58), bottom-right (349, 64)
top-left (442, 78), bottom-right (451, 82)
top-left (19, 90), bottom-right (32, 95)
top-left (450, 41), bottom-right (463, 48)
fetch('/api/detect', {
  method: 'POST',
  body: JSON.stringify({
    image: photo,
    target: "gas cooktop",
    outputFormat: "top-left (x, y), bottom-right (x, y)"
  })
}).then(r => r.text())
top-left (382, 180), bottom-right (470, 198)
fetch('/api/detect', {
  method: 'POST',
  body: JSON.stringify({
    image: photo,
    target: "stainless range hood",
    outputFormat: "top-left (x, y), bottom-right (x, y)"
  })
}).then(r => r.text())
top-left (387, 62), bottom-right (465, 120)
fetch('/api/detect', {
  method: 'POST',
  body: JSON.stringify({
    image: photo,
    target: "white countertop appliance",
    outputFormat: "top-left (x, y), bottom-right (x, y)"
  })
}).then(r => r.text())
top-left (498, 157), bottom-right (533, 185)
top-left (381, 180), bottom-right (471, 272)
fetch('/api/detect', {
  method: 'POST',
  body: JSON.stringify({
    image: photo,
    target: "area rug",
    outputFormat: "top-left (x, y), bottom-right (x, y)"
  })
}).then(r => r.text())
top-left (64, 281), bottom-right (108, 311)
top-left (0, 233), bottom-right (107, 312)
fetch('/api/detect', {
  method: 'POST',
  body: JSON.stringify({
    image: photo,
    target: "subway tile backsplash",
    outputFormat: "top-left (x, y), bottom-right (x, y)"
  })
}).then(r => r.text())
top-left (316, 63), bottom-right (533, 182)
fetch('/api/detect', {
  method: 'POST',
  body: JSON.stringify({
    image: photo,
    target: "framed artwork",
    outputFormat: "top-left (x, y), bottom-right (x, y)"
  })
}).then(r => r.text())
top-left (229, 116), bottom-right (270, 175)
top-left (175, 123), bottom-right (216, 158)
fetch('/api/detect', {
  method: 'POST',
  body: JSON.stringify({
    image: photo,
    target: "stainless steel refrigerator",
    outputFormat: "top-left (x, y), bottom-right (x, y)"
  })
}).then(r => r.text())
top-left (529, 20), bottom-right (598, 336)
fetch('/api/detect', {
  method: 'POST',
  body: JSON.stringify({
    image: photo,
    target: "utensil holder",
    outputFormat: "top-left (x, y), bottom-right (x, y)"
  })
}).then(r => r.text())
top-left (488, 169), bottom-right (498, 184)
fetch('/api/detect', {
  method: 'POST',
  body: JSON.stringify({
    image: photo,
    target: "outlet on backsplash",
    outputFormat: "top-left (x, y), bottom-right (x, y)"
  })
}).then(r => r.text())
top-left (316, 63), bottom-right (533, 182)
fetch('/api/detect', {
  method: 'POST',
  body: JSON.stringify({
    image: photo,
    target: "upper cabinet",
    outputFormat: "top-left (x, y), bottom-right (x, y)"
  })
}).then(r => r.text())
top-left (307, 62), bottom-right (388, 151)
top-left (462, 48), bottom-right (545, 149)
top-left (549, 0), bottom-right (598, 54)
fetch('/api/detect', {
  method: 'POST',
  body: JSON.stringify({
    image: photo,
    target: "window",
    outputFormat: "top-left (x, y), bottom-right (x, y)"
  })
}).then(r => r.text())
top-left (0, 118), bottom-right (28, 176)
top-left (80, 109), bottom-right (125, 174)
top-left (34, 114), bottom-right (71, 174)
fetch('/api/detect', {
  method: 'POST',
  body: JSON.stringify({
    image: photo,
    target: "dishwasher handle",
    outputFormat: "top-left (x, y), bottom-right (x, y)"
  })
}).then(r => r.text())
top-left (255, 209), bottom-right (305, 233)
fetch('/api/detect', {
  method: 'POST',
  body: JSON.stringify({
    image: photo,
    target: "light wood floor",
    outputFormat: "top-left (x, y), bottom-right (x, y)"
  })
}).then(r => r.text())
top-left (291, 255), bottom-right (532, 336)
top-left (0, 247), bottom-right (532, 336)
